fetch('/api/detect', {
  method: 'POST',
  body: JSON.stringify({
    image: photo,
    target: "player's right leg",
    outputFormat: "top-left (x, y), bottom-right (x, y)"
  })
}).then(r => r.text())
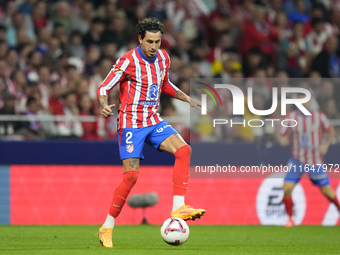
top-left (98, 158), bottom-right (140, 247)
top-left (99, 127), bottom-right (146, 248)
top-left (282, 157), bottom-right (302, 227)
top-left (283, 181), bottom-right (296, 227)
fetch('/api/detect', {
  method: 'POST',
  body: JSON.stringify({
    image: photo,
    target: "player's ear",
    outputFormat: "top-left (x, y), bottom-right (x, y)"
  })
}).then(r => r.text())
top-left (138, 35), bottom-right (142, 45)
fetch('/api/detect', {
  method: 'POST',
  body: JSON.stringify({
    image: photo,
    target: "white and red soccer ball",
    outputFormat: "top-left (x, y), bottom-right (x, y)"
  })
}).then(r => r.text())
top-left (160, 217), bottom-right (189, 246)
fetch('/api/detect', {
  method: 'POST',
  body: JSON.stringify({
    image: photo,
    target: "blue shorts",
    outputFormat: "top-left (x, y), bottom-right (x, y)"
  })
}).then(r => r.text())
top-left (284, 157), bottom-right (330, 187)
top-left (117, 121), bottom-right (178, 160)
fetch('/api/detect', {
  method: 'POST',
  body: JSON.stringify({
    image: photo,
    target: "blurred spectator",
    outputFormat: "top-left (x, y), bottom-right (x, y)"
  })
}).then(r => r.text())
top-left (207, 0), bottom-right (242, 47)
top-left (241, 6), bottom-right (279, 57)
top-left (274, 12), bottom-right (292, 41)
top-left (0, 25), bottom-right (7, 41)
top-left (288, 0), bottom-right (310, 23)
top-left (317, 80), bottom-right (334, 110)
top-left (36, 27), bottom-right (51, 55)
top-left (323, 98), bottom-right (340, 119)
top-left (23, 95), bottom-right (44, 137)
top-left (48, 81), bottom-right (64, 115)
top-left (89, 58), bottom-right (113, 101)
top-left (103, 15), bottom-right (133, 50)
top-left (279, 21), bottom-right (308, 77)
top-left (71, 1), bottom-right (93, 35)
top-left (242, 47), bottom-right (265, 78)
top-left (161, 19), bottom-right (176, 51)
top-left (37, 65), bottom-right (52, 108)
top-left (53, 1), bottom-right (72, 35)
top-left (102, 42), bottom-right (118, 62)
top-left (79, 93), bottom-right (99, 140)
top-left (82, 17), bottom-right (106, 48)
top-left (32, 1), bottom-right (48, 33)
top-left (55, 91), bottom-right (83, 138)
top-left (6, 11), bottom-right (36, 47)
top-left (0, 58), bottom-right (15, 96)
top-left (68, 31), bottom-right (87, 60)
top-left (53, 23), bottom-right (68, 46)
top-left (312, 35), bottom-right (340, 77)
top-left (0, 93), bottom-right (18, 136)
top-left (306, 18), bottom-right (329, 56)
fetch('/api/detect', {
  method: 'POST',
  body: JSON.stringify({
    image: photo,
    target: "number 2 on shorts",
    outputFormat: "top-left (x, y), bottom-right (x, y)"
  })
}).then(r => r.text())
top-left (126, 131), bottom-right (133, 144)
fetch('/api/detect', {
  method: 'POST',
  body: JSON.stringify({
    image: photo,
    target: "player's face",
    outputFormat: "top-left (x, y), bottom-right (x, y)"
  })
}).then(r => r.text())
top-left (139, 31), bottom-right (162, 60)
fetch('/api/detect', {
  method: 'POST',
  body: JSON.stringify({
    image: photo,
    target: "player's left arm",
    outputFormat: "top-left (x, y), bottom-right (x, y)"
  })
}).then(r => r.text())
top-left (319, 112), bottom-right (335, 155)
top-left (319, 126), bottom-right (335, 155)
top-left (174, 90), bottom-right (201, 110)
top-left (161, 51), bottom-right (201, 110)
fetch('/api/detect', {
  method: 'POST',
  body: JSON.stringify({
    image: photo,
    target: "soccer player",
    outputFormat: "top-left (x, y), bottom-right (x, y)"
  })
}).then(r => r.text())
top-left (277, 93), bottom-right (340, 227)
top-left (96, 17), bottom-right (206, 248)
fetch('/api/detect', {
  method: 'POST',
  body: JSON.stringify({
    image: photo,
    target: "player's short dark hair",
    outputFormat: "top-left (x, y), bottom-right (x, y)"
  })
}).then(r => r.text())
top-left (135, 17), bottom-right (164, 39)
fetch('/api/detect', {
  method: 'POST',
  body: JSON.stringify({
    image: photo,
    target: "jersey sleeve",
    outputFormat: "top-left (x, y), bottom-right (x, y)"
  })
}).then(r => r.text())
top-left (161, 51), bottom-right (179, 98)
top-left (97, 57), bottom-right (130, 98)
top-left (320, 111), bottom-right (332, 132)
top-left (279, 111), bottom-right (295, 136)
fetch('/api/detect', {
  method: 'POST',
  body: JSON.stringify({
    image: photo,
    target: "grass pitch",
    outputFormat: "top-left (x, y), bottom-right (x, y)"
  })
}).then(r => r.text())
top-left (0, 225), bottom-right (339, 254)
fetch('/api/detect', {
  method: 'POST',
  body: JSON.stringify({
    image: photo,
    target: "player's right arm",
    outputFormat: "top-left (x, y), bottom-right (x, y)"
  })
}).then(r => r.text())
top-left (276, 111), bottom-right (295, 146)
top-left (97, 57), bottom-right (130, 119)
top-left (98, 95), bottom-right (115, 118)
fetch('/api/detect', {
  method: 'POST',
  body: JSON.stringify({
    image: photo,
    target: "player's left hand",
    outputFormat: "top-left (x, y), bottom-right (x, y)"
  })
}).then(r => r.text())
top-left (189, 98), bottom-right (201, 110)
top-left (319, 144), bottom-right (329, 155)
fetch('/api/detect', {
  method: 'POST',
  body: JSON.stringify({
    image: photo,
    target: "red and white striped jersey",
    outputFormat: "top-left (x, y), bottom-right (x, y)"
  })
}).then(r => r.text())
top-left (97, 46), bottom-right (179, 130)
top-left (280, 110), bottom-right (333, 165)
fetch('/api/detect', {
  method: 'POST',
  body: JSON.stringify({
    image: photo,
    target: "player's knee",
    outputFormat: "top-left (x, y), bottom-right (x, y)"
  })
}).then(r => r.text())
top-left (320, 185), bottom-right (334, 199)
top-left (175, 145), bottom-right (191, 158)
top-left (283, 187), bottom-right (293, 197)
top-left (123, 170), bottom-right (139, 186)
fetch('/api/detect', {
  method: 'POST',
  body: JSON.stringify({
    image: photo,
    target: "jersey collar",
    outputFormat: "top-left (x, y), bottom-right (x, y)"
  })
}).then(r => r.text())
top-left (136, 45), bottom-right (157, 63)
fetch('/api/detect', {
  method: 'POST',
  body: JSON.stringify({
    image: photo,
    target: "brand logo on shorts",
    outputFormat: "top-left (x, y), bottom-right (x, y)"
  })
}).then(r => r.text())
top-left (126, 144), bottom-right (134, 153)
top-left (157, 124), bottom-right (171, 133)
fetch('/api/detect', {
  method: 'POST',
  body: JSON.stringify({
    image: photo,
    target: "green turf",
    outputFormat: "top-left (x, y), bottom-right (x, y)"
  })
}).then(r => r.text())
top-left (0, 225), bottom-right (339, 254)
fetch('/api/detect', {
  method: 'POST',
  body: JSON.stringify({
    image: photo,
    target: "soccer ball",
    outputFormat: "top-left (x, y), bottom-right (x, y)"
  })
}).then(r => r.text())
top-left (160, 217), bottom-right (189, 246)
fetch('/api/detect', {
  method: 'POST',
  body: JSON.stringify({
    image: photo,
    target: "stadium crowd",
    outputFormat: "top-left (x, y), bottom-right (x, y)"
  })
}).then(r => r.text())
top-left (0, 0), bottom-right (340, 143)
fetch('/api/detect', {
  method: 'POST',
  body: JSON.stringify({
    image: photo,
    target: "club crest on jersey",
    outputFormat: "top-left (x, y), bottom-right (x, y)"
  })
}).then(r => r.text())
top-left (148, 85), bottom-right (158, 100)
top-left (126, 144), bottom-right (134, 153)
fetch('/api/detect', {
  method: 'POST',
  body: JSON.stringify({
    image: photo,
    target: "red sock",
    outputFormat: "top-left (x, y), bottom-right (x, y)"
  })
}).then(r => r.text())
top-left (173, 145), bottom-right (191, 196)
top-left (109, 170), bottom-right (139, 218)
top-left (332, 195), bottom-right (340, 211)
top-left (282, 196), bottom-right (293, 218)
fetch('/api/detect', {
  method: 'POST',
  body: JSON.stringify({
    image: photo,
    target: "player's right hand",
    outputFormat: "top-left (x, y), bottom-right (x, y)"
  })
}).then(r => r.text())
top-left (101, 104), bottom-right (115, 118)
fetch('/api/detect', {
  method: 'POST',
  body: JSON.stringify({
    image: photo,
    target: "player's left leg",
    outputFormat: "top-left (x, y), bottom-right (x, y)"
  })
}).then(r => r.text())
top-left (309, 168), bottom-right (340, 213)
top-left (159, 133), bottom-right (206, 220)
top-left (146, 121), bottom-right (205, 221)
top-left (319, 185), bottom-right (340, 212)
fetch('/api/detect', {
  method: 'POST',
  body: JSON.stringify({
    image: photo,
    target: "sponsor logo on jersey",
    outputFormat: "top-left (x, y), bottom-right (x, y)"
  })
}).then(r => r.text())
top-left (126, 144), bottom-right (134, 153)
top-left (140, 100), bottom-right (159, 105)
